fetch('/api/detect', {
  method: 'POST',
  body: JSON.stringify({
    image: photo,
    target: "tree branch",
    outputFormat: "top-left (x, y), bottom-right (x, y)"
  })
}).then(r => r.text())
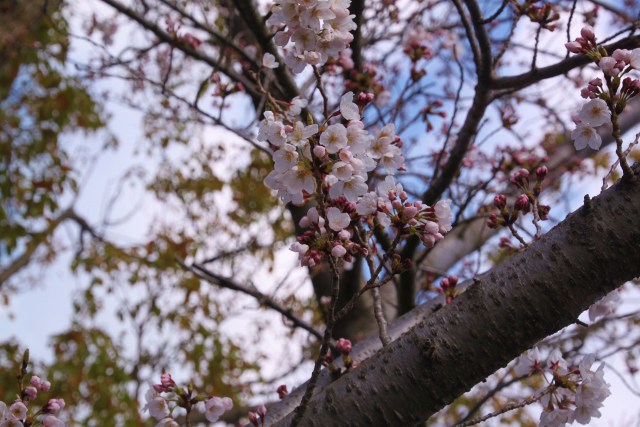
top-left (267, 163), bottom-right (640, 426)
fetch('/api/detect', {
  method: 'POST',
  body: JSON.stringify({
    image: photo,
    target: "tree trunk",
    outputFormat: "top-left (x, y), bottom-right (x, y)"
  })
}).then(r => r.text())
top-left (268, 165), bottom-right (640, 426)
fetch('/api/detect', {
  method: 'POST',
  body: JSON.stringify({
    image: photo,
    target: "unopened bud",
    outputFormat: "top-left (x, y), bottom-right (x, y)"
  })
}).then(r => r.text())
top-left (536, 165), bottom-right (548, 180)
top-left (515, 194), bottom-right (530, 212)
top-left (493, 194), bottom-right (507, 209)
top-left (313, 145), bottom-right (326, 158)
top-left (580, 26), bottom-right (595, 42)
top-left (248, 412), bottom-right (260, 426)
top-left (336, 338), bottom-right (352, 356)
top-left (257, 405), bottom-right (267, 418)
top-left (277, 384), bottom-right (288, 399)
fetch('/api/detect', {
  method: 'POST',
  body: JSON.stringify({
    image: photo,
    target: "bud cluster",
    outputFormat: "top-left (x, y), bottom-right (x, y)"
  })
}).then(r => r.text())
top-left (488, 166), bottom-right (550, 230)
top-left (567, 27), bottom-right (640, 151)
top-left (1, 350), bottom-right (66, 427)
top-left (144, 372), bottom-right (233, 425)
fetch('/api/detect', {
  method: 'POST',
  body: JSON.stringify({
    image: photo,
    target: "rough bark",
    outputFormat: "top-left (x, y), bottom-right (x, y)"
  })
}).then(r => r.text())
top-left (267, 164), bottom-right (640, 426)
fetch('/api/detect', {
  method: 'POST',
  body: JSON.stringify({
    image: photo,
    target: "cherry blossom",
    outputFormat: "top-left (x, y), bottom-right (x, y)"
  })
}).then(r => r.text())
top-left (578, 99), bottom-right (610, 127)
top-left (204, 396), bottom-right (233, 423)
top-left (144, 388), bottom-right (170, 420)
top-left (326, 207), bottom-right (351, 231)
top-left (320, 124), bottom-right (348, 154)
top-left (571, 124), bottom-right (601, 150)
top-left (340, 92), bottom-right (360, 121)
top-left (262, 52), bottom-right (279, 69)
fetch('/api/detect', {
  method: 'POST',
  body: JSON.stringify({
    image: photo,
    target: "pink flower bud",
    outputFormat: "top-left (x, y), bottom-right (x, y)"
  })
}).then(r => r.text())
top-left (277, 384), bottom-right (288, 399)
top-left (580, 26), bottom-right (595, 42)
top-left (565, 41), bottom-right (583, 54)
top-left (336, 338), bottom-right (352, 355)
top-left (312, 145), bottom-right (326, 158)
top-left (487, 213), bottom-right (500, 229)
top-left (30, 376), bottom-right (42, 387)
top-left (493, 194), bottom-right (507, 209)
top-left (403, 206), bottom-right (418, 220)
top-left (510, 168), bottom-right (530, 187)
top-left (248, 412), bottom-right (260, 426)
top-left (40, 381), bottom-right (51, 392)
top-left (536, 165), bottom-right (548, 179)
top-left (515, 194), bottom-right (530, 212)
top-left (45, 398), bottom-right (65, 415)
top-left (160, 373), bottom-right (176, 389)
top-left (24, 386), bottom-right (37, 401)
top-left (338, 229), bottom-right (351, 240)
top-left (331, 244), bottom-right (347, 258)
top-left (257, 404), bottom-right (267, 418)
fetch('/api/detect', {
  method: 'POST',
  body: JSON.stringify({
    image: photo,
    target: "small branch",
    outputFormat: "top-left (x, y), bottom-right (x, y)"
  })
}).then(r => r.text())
top-left (371, 286), bottom-right (391, 346)
top-left (177, 260), bottom-right (323, 341)
top-left (480, 0), bottom-right (509, 24)
top-left (290, 257), bottom-right (341, 427)
top-left (602, 131), bottom-right (640, 190)
top-left (531, 25), bottom-right (542, 70)
top-left (455, 386), bottom-right (554, 427)
top-left (312, 65), bottom-right (329, 119)
top-left (610, 109), bottom-right (634, 178)
top-left (508, 224), bottom-right (528, 247)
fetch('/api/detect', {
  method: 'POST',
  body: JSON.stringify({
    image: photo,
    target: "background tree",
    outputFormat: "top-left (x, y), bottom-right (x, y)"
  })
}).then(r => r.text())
top-left (1, 0), bottom-right (640, 425)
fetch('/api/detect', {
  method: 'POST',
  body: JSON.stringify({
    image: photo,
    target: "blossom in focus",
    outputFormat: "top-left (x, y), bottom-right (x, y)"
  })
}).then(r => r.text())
top-left (513, 347), bottom-right (543, 376)
top-left (578, 99), bottom-right (610, 127)
top-left (327, 207), bottom-right (351, 231)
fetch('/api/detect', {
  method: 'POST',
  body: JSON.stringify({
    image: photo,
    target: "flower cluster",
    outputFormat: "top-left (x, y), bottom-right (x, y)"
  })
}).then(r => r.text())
top-left (266, 0), bottom-right (356, 73)
top-left (1, 350), bottom-right (66, 427)
top-left (514, 349), bottom-right (611, 426)
top-left (144, 373), bottom-right (233, 425)
top-left (566, 27), bottom-right (640, 151)
top-left (262, 91), bottom-right (450, 265)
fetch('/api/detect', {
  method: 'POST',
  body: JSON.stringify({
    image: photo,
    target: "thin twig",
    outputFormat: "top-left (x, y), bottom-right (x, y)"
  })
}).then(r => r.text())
top-left (602, 131), bottom-right (640, 190)
top-left (290, 257), bottom-right (341, 427)
top-left (455, 385), bottom-right (554, 427)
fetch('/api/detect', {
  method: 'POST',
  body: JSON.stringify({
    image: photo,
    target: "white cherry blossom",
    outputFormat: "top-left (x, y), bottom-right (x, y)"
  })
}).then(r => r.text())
top-left (327, 207), bottom-right (351, 231)
top-left (356, 192), bottom-right (378, 215)
top-left (340, 92), bottom-right (360, 121)
top-left (578, 99), bottom-right (610, 127)
top-left (320, 123), bottom-right (348, 153)
top-left (273, 144), bottom-right (299, 173)
top-left (262, 52), bottom-right (279, 69)
top-left (571, 124), bottom-right (601, 150)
